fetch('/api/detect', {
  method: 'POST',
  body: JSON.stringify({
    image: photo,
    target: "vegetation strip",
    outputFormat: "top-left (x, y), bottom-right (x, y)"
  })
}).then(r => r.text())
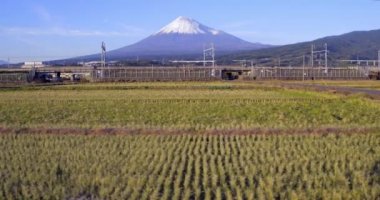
top-left (1, 127), bottom-right (379, 135)
top-left (0, 98), bottom-right (339, 103)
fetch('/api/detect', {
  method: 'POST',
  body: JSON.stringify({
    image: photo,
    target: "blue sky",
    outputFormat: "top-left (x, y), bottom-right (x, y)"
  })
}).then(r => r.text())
top-left (1, 0), bottom-right (379, 62)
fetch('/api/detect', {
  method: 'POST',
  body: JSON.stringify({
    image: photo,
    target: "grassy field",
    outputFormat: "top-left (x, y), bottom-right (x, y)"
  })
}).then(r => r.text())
top-left (1, 81), bottom-right (380, 199)
top-left (0, 82), bottom-right (380, 131)
top-left (1, 134), bottom-right (379, 200)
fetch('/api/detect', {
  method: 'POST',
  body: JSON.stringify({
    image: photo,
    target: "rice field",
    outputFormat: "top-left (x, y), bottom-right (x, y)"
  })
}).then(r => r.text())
top-left (1, 81), bottom-right (380, 200)
top-left (0, 134), bottom-right (379, 200)
top-left (0, 82), bottom-right (379, 130)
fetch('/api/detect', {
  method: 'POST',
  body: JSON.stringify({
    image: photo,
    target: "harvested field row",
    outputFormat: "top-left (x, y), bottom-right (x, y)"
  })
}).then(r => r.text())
top-left (1, 98), bottom-right (379, 129)
top-left (0, 88), bottom-right (333, 100)
top-left (0, 98), bottom-right (339, 104)
top-left (0, 134), bottom-right (379, 199)
top-left (1, 126), bottom-right (379, 136)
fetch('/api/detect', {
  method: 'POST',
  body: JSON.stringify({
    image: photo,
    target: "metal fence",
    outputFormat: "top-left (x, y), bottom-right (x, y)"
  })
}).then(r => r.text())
top-left (91, 67), bottom-right (221, 82)
top-left (0, 66), bottom-right (376, 84)
top-left (0, 73), bottom-right (28, 84)
top-left (251, 67), bottom-right (370, 80)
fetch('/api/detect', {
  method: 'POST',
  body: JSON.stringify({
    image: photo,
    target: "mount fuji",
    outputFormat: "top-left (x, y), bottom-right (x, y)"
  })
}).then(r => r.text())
top-left (81, 16), bottom-right (271, 61)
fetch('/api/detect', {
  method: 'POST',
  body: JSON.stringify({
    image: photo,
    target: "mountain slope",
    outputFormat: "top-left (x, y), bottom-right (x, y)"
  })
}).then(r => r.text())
top-left (0, 60), bottom-right (8, 66)
top-left (109, 32), bottom-right (268, 57)
top-left (221, 29), bottom-right (380, 65)
top-left (82, 16), bottom-right (271, 61)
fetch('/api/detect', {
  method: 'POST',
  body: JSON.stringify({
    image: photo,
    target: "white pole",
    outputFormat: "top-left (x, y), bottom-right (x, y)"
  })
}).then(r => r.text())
top-left (101, 43), bottom-right (103, 68)
top-left (203, 45), bottom-right (206, 67)
top-left (311, 44), bottom-right (314, 68)
top-left (101, 41), bottom-right (106, 69)
top-left (212, 43), bottom-right (215, 68)
top-left (251, 64), bottom-right (253, 79)
top-left (325, 43), bottom-right (328, 73)
top-left (378, 50), bottom-right (380, 69)
top-left (303, 55), bottom-right (305, 81)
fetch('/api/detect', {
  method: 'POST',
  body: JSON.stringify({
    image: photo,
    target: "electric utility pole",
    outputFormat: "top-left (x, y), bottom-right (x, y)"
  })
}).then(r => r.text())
top-left (311, 44), bottom-right (314, 67)
top-left (303, 55), bottom-right (305, 81)
top-left (378, 50), bottom-right (380, 69)
top-left (324, 43), bottom-right (328, 73)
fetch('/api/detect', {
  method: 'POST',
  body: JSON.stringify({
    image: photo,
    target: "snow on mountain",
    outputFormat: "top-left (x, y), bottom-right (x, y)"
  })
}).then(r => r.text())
top-left (155, 16), bottom-right (221, 35)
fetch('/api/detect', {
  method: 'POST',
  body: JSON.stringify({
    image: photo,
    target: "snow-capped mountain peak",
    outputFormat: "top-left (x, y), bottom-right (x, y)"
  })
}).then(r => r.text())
top-left (78, 16), bottom-right (272, 60)
top-left (155, 16), bottom-right (221, 35)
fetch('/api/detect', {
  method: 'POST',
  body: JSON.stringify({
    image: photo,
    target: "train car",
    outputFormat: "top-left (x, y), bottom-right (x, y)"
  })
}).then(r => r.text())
top-left (369, 69), bottom-right (380, 80)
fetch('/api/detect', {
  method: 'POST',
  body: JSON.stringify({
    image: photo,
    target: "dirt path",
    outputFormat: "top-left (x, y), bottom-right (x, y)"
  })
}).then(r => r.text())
top-left (280, 82), bottom-right (380, 99)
